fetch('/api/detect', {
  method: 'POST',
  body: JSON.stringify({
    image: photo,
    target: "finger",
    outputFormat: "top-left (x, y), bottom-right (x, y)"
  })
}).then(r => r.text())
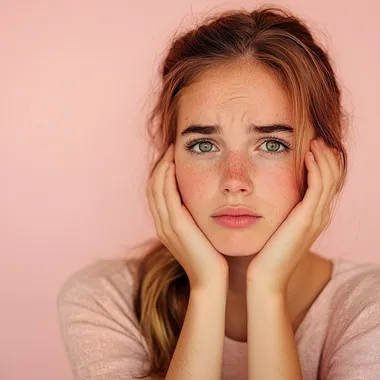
top-left (151, 145), bottom-right (175, 235)
top-left (312, 139), bottom-right (340, 220)
top-left (300, 149), bottom-right (323, 223)
top-left (146, 169), bottom-right (167, 240)
top-left (319, 140), bottom-right (341, 190)
top-left (305, 140), bottom-right (336, 235)
top-left (146, 181), bottom-right (164, 239)
top-left (149, 144), bottom-right (175, 189)
top-left (163, 162), bottom-right (182, 230)
top-left (311, 139), bottom-right (335, 201)
top-left (147, 144), bottom-right (175, 238)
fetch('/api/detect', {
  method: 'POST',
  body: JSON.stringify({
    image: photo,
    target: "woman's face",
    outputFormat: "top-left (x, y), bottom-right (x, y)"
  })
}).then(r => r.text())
top-left (174, 62), bottom-right (311, 256)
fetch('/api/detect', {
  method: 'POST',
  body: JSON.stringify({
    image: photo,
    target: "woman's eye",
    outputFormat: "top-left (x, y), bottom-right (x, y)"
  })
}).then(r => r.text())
top-left (260, 140), bottom-right (285, 153)
top-left (199, 141), bottom-right (215, 152)
top-left (192, 141), bottom-right (216, 153)
top-left (185, 139), bottom-right (290, 156)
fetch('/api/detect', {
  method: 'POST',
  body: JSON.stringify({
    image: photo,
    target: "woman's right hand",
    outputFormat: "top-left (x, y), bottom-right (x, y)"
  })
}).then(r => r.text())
top-left (146, 143), bottom-right (229, 290)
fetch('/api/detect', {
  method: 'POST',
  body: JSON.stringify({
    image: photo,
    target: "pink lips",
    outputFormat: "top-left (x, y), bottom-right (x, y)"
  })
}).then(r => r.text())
top-left (212, 215), bottom-right (260, 228)
top-left (211, 206), bottom-right (261, 228)
top-left (211, 206), bottom-right (260, 217)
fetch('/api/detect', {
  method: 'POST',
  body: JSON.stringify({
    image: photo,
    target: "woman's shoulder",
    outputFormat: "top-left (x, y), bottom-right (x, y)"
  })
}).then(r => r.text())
top-left (59, 257), bottom-right (138, 296)
top-left (316, 258), bottom-right (380, 377)
top-left (331, 257), bottom-right (380, 302)
top-left (325, 257), bottom-right (380, 341)
top-left (56, 254), bottom-right (153, 379)
top-left (57, 239), bottom-right (158, 306)
top-left (56, 253), bottom-right (145, 324)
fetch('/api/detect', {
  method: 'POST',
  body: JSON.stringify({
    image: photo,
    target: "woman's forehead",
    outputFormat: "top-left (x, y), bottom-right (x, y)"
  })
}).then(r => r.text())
top-left (177, 64), bottom-right (292, 123)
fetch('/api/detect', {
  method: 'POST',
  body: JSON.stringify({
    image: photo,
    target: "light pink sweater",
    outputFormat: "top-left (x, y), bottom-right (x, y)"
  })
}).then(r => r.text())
top-left (57, 255), bottom-right (380, 380)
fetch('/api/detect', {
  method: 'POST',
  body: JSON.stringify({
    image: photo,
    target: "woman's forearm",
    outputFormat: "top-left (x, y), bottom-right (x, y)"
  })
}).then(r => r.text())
top-left (247, 284), bottom-right (303, 380)
top-left (165, 278), bottom-right (229, 380)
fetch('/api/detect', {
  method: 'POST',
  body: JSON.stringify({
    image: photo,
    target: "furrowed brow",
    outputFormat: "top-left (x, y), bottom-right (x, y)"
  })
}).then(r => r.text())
top-left (180, 123), bottom-right (294, 136)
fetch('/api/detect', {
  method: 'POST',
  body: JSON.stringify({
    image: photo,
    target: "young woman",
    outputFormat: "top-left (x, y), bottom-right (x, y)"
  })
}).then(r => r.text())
top-left (57, 5), bottom-right (380, 380)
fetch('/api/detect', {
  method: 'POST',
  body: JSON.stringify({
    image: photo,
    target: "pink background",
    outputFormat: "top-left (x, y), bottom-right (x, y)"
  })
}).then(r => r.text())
top-left (1, 0), bottom-right (379, 379)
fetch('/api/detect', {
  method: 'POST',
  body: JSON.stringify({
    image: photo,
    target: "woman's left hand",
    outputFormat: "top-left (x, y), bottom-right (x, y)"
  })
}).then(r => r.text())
top-left (246, 137), bottom-right (342, 295)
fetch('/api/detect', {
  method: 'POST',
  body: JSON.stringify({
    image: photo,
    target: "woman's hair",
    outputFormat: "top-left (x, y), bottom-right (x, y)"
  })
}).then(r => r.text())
top-left (130, 5), bottom-right (349, 379)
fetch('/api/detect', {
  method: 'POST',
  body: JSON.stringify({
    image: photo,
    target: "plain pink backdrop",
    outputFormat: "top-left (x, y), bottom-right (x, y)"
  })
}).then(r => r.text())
top-left (1, 0), bottom-right (379, 379)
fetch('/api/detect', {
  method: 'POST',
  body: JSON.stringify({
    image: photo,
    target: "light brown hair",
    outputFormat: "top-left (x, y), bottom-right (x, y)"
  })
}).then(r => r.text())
top-left (130, 5), bottom-right (349, 379)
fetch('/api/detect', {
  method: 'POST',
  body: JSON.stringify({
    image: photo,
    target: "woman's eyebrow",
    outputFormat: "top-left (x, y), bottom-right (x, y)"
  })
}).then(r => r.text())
top-left (180, 123), bottom-right (294, 136)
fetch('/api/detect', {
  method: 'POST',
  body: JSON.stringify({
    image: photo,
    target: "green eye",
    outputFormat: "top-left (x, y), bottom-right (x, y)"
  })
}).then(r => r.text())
top-left (198, 142), bottom-right (213, 152)
top-left (185, 137), bottom-right (291, 156)
top-left (265, 140), bottom-right (282, 152)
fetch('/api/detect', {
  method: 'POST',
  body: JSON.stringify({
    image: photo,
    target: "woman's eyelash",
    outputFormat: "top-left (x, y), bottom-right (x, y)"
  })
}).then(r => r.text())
top-left (184, 136), bottom-right (291, 156)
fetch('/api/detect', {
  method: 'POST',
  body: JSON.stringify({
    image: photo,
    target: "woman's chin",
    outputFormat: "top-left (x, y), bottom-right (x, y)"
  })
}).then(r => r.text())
top-left (205, 230), bottom-right (265, 256)
top-left (217, 245), bottom-right (261, 257)
top-left (192, 217), bottom-right (270, 256)
top-left (221, 249), bottom-right (259, 257)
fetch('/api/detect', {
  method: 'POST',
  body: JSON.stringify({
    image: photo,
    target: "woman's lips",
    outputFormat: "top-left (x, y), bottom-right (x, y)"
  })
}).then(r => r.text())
top-left (212, 215), bottom-right (261, 228)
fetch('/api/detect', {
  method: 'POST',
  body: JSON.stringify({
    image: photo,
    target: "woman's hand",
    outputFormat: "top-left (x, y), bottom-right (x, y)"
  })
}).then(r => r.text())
top-left (146, 144), bottom-right (229, 290)
top-left (246, 137), bottom-right (342, 295)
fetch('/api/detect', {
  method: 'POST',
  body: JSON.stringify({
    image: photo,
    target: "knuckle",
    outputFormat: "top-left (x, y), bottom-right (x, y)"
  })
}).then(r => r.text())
top-left (300, 216), bottom-right (313, 230)
top-left (151, 186), bottom-right (161, 200)
top-left (161, 223), bottom-right (173, 238)
top-left (170, 216), bottom-right (181, 233)
top-left (156, 228), bottom-right (164, 240)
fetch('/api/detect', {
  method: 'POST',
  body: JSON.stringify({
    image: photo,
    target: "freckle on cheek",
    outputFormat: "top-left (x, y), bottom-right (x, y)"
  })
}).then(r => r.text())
top-left (179, 166), bottom-right (210, 196)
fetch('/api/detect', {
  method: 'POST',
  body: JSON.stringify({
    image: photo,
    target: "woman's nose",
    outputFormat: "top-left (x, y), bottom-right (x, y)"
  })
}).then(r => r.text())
top-left (220, 157), bottom-right (254, 195)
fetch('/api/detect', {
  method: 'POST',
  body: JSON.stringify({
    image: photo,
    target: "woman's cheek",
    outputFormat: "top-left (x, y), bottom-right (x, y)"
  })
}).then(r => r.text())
top-left (176, 165), bottom-right (211, 206)
top-left (268, 167), bottom-right (297, 194)
top-left (263, 166), bottom-right (300, 214)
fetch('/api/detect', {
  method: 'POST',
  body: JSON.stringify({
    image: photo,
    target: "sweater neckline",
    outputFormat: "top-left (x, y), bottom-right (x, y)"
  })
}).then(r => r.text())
top-left (224, 257), bottom-right (342, 345)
